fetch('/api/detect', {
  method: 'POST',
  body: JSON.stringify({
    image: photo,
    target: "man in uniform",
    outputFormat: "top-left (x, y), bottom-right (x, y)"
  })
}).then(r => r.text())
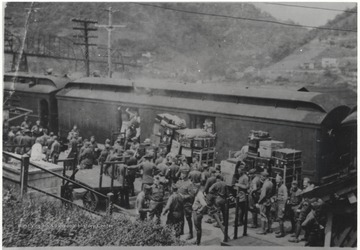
top-left (248, 168), bottom-right (262, 228)
top-left (274, 174), bottom-right (288, 238)
top-left (166, 157), bottom-right (180, 187)
top-left (208, 174), bottom-right (227, 227)
top-left (192, 179), bottom-right (207, 245)
top-left (149, 176), bottom-right (165, 223)
top-left (50, 136), bottom-right (61, 163)
top-left (21, 129), bottom-right (33, 155)
top-left (256, 171), bottom-right (274, 235)
top-left (189, 167), bottom-right (202, 184)
top-left (235, 168), bottom-right (249, 226)
top-left (162, 184), bottom-right (185, 237)
top-left (98, 144), bottom-right (111, 165)
top-left (136, 184), bottom-right (152, 221)
top-left (200, 164), bottom-right (210, 186)
top-left (156, 157), bottom-right (168, 177)
top-left (126, 157), bottom-right (138, 196)
top-left (176, 164), bottom-right (196, 240)
top-left (79, 142), bottom-right (94, 169)
top-left (138, 153), bottom-right (157, 189)
top-left (289, 178), bottom-right (315, 243)
top-left (20, 115), bottom-right (31, 130)
top-left (286, 180), bottom-right (302, 233)
top-left (302, 198), bottom-right (325, 246)
top-left (31, 120), bottom-right (43, 138)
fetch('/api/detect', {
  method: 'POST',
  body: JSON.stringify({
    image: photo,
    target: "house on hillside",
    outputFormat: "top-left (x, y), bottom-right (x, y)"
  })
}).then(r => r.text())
top-left (300, 61), bottom-right (315, 70)
top-left (321, 58), bottom-right (338, 68)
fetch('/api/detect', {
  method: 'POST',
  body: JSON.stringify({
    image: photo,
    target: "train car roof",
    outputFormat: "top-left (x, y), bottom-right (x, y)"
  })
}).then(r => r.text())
top-left (67, 77), bottom-right (345, 113)
top-left (3, 71), bottom-right (69, 93)
top-left (57, 87), bottom-right (348, 126)
top-left (341, 109), bottom-right (357, 125)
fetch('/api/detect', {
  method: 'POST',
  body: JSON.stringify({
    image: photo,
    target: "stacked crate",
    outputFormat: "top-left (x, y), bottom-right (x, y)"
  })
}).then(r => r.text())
top-left (192, 147), bottom-right (216, 167)
top-left (271, 148), bottom-right (302, 187)
top-left (258, 140), bottom-right (284, 158)
top-left (247, 130), bottom-right (271, 157)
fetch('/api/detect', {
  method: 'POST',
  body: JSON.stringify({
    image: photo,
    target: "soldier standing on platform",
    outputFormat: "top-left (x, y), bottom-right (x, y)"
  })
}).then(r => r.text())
top-left (286, 180), bottom-right (302, 233)
top-left (248, 168), bottom-right (261, 228)
top-left (192, 180), bottom-right (207, 245)
top-left (274, 174), bottom-right (288, 238)
top-left (256, 171), bottom-right (274, 235)
top-left (138, 154), bottom-right (157, 189)
top-left (162, 184), bottom-right (185, 237)
top-left (176, 164), bottom-right (196, 240)
top-left (166, 157), bottom-right (180, 187)
top-left (50, 136), bottom-right (61, 163)
top-left (126, 157), bottom-right (138, 196)
top-left (235, 169), bottom-right (249, 226)
top-left (79, 142), bottom-right (94, 169)
top-left (149, 176), bottom-right (165, 223)
top-left (136, 184), bottom-right (152, 221)
top-left (31, 120), bottom-right (43, 138)
top-left (208, 174), bottom-right (227, 227)
top-left (289, 178), bottom-right (315, 243)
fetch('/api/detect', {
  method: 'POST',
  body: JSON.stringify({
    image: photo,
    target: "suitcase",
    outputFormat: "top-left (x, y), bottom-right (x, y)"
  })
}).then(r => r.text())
top-left (258, 140), bottom-right (284, 158)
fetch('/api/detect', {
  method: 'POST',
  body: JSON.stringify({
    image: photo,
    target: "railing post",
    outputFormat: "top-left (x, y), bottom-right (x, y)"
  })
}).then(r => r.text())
top-left (62, 161), bottom-right (66, 186)
top-left (106, 192), bottom-right (114, 216)
top-left (224, 188), bottom-right (229, 243)
top-left (243, 192), bottom-right (248, 236)
top-left (111, 163), bottom-right (115, 191)
top-left (72, 156), bottom-right (77, 179)
top-left (99, 162), bottom-right (103, 189)
top-left (20, 155), bottom-right (30, 198)
top-left (234, 195), bottom-right (239, 239)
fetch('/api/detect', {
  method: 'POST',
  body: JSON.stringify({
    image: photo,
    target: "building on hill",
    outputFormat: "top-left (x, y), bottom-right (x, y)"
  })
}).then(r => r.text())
top-left (321, 58), bottom-right (338, 69)
top-left (300, 61), bottom-right (315, 70)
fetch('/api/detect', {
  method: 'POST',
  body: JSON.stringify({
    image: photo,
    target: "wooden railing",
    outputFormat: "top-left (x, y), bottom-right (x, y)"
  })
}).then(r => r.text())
top-left (2, 151), bottom-right (113, 216)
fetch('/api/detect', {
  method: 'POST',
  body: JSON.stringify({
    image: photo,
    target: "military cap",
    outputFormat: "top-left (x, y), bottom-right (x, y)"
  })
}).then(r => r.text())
top-left (143, 184), bottom-right (152, 191)
top-left (105, 139), bottom-right (111, 144)
top-left (260, 171), bottom-right (269, 177)
top-left (292, 180), bottom-right (298, 185)
top-left (126, 157), bottom-right (138, 166)
top-left (180, 165), bottom-right (190, 174)
top-left (202, 163), bottom-right (209, 168)
top-left (144, 153), bottom-right (153, 159)
top-left (248, 168), bottom-right (256, 174)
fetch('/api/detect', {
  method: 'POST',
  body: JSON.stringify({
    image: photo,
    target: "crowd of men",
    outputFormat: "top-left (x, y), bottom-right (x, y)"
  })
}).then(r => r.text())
top-left (3, 117), bottom-right (326, 247)
top-left (4, 116), bottom-right (61, 162)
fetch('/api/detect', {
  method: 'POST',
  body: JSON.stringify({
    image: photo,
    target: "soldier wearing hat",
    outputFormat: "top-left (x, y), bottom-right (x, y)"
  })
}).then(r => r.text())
top-left (274, 174), bottom-right (288, 238)
top-left (31, 120), bottom-right (43, 138)
top-left (162, 184), bottom-right (184, 237)
top-left (208, 174), bottom-right (227, 228)
top-left (149, 176), bottom-right (165, 223)
top-left (137, 153), bottom-right (157, 189)
top-left (301, 198), bottom-right (325, 246)
top-left (136, 184), bottom-right (152, 221)
top-left (20, 115), bottom-right (31, 131)
top-left (200, 164), bottom-right (210, 185)
top-left (176, 163), bottom-right (196, 240)
top-left (248, 168), bottom-right (262, 228)
top-left (289, 178), bottom-right (315, 243)
top-left (235, 168), bottom-right (249, 227)
top-left (50, 136), bottom-right (60, 164)
top-left (21, 129), bottom-right (33, 154)
top-left (256, 171), bottom-right (274, 234)
top-left (286, 180), bottom-right (303, 233)
top-left (98, 144), bottom-right (111, 165)
top-left (192, 179), bottom-right (207, 245)
top-left (126, 157), bottom-right (138, 196)
top-left (189, 168), bottom-right (202, 184)
top-left (165, 157), bottom-right (180, 187)
top-left (79, 141), bottom-right (94, 169)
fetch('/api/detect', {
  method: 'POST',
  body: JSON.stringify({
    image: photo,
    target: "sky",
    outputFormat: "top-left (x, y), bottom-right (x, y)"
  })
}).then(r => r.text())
top-left (252, 2), bottom-right (357, 26)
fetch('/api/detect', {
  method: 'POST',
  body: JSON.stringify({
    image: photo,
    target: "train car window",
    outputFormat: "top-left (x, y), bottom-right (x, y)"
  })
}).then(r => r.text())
top-left (4, 76), bottom-right (15, 82)
top-left (189, 114), bottom-right (216, 133)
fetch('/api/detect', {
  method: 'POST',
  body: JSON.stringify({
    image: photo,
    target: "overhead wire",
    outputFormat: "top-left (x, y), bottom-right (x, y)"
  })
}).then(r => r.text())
top-left (264, 3), bottom-right (357, 14)
top-left (131, 2), bottom-right (357, 33)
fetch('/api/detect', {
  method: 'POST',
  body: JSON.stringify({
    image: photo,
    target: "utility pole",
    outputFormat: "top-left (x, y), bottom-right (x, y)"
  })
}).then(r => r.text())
top-left (72, 18), bottom-right (98, 77)
top-left (96, 7), bottom-right (126, 78)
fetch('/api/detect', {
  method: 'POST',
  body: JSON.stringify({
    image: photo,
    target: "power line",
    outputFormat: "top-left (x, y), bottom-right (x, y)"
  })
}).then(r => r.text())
top-left (132, 3), bottom-right (357, 33)
top-left (264, 3), bottom-right (357, 14)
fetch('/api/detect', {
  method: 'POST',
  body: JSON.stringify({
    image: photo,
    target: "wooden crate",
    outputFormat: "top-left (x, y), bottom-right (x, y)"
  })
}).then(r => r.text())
top-left (273, 148), bottom-right (302, 161)
top-left (192, 148), bottom-right (216, 167)
top-left (258, 140), bottom-right (284, 158)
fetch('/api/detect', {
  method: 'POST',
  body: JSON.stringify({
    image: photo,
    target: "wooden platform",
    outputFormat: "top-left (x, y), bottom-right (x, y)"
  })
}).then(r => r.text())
top-left (66, 167), bottom-right (123, 189)
top-left (222, 235), bottom-right (281, 246)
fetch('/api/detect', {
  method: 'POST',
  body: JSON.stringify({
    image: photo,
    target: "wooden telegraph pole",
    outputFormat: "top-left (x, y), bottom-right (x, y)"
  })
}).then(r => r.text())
top-left (96, 7), bottom-right (126, 78)
top-left (72, 18), bottom-right (98, 77)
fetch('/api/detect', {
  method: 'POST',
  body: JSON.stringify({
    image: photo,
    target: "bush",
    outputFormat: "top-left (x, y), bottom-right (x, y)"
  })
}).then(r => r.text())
top-left (3, 188), bottom-right (186, 247)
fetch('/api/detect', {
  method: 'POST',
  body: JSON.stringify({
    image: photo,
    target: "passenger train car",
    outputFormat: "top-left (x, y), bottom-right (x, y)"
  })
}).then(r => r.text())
top-left (3, 73), bottom-right (356, 184)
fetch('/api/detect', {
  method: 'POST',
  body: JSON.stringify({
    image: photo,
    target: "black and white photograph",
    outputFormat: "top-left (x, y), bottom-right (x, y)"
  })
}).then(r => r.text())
top-left (2, 1), bottom-right (357, 248)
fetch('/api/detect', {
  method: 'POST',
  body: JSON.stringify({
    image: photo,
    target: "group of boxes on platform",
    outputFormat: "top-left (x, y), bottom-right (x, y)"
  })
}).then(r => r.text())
top-left (244, 130), bottom-right (302, 187)
top-left (152, 114), bottom-right (216, 166)
top-left (174, 129), bottom-right (216, 167)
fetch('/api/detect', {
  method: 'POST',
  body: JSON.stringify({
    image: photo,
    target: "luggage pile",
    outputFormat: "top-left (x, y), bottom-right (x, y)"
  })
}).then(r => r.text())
top-left (244, 130), bottom-right (302, 187)
top-left (174, 128), bottom-right (216, 167)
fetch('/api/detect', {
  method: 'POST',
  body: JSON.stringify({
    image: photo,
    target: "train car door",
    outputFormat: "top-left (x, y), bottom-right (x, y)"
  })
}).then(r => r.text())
top-left (39, 99), bottom-right (49, 129)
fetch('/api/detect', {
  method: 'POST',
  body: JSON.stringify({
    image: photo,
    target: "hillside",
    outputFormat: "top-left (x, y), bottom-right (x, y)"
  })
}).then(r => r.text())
top-left (5, 2), bottom-right (308, 81)
top-left (257, 7), bottom-right (357, 91)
